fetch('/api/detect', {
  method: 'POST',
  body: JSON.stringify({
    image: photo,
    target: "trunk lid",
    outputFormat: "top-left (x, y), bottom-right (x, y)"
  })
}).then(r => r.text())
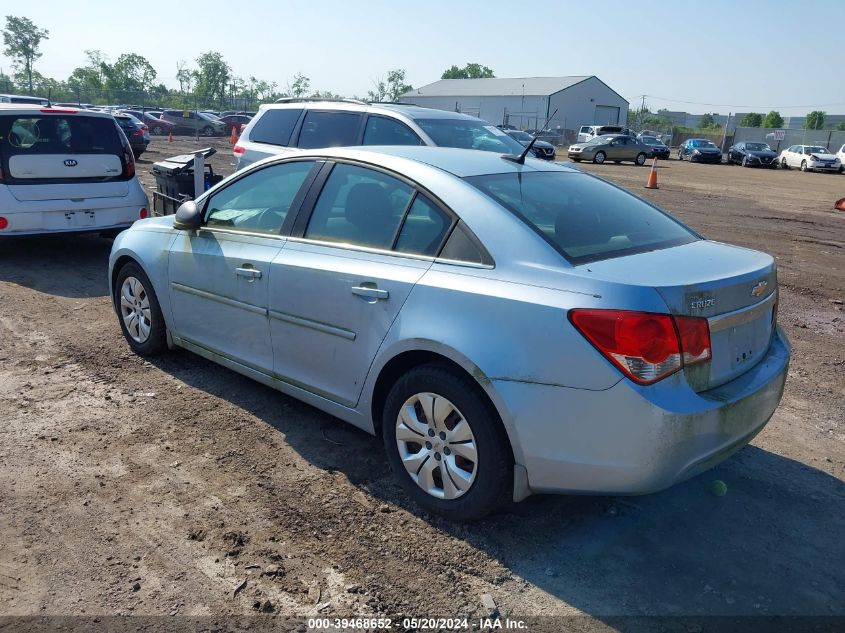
top-left (578, 240), bottom-right (777, 391)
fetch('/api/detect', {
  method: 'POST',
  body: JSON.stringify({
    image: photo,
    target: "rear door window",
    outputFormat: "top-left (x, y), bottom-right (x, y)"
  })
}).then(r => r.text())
top-left (304, 163), bottom-right (413, 249)
top-left (249, 108), bottom-right (303, 146)
top-left (363, 116), bottom-right (423, 146)
top-left (394, 194), bottom-right (452, 256)
top-left (296, 111), bottom-right (363, 149)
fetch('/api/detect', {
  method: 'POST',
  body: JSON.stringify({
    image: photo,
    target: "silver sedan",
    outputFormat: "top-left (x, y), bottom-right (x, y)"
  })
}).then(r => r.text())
top-left (568, 134), bottom-right (651, 165)
top-left (109, 146), bottom-right (790, 520)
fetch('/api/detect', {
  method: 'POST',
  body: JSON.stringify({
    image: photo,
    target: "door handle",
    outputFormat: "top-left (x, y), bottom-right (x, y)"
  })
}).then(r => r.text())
top-left (235, 266), bottom-right (262, 280)
top-left (351, 285), bottom-right (389, 300)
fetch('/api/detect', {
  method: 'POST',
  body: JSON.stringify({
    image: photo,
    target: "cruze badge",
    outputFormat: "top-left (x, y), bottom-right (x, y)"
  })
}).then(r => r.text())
top-left (64, 159), bottom-right (78, 167)
top-left (751, 281), bottom-right (768, 298)
top-left (690, 298), bottom-right (716, 310)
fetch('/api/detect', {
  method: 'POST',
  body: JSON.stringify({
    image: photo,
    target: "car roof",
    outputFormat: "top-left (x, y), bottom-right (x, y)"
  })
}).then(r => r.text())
top-left (257, 100), bottom-right (489, 123)
top-left (275, 145), bottom-right (577, 179)
top-left (0, 104), bottom-right (113, 118)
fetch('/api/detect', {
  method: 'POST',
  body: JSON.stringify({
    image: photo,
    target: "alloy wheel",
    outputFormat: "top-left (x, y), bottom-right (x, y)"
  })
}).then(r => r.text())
top-left (395, 392), bottom-right (478, 500)
top-left (119, 277), bottom-right (152, 344)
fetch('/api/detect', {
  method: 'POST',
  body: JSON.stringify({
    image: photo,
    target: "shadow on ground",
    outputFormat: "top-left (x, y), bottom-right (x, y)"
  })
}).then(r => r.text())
top-left (0, 233), bottom-right (113, 298)
top-left (150, 349), bottom-right (845, 619)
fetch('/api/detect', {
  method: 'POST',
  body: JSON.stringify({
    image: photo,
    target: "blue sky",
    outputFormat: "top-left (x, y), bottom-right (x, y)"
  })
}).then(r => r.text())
top-left (5, 0), bottom-right (845, 115)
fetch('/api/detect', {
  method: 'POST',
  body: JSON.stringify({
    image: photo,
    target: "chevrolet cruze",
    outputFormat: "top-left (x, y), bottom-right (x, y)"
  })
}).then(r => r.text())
top-left (109, 146), bottom-right (790, 520)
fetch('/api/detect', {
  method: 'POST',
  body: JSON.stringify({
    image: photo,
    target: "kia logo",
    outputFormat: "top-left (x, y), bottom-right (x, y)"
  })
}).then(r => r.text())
top-left (64, 159), bottom-right (78, 167)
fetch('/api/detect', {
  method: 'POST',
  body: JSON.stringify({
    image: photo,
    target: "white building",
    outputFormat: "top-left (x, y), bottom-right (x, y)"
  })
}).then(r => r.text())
top-left (399, 76), bottom-right (629, 134)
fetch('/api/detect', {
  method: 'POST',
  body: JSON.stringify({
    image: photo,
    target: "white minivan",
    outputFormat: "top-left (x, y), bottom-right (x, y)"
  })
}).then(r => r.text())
top-left (0, 105), bottom-right (148, 236)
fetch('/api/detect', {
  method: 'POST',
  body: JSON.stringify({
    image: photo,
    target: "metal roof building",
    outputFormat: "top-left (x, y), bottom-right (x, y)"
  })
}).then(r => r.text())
top-left (399, 76), bottom-right (629, 137)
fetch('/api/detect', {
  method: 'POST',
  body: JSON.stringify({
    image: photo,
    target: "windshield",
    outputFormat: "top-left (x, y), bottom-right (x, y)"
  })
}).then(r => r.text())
top-left (508, 130), bottom-right (533, 142)
top-left (416, 119), bottom-right (524, 153)
top-left (199, 112), bottom-right (220, 122)
top-left (641, 136), bottom-right (665, 146)
top-left (807, 146), bottom-right (828, 154)
top-left (745, 143), bottom-right (772, 151)
top-left (465, 171), bottom-right (697, 264)
top-left (690, 140), bottom-right (717, 149)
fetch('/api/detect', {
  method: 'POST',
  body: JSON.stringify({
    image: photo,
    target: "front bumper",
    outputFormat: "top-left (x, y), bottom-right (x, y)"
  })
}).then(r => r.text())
top-left (808, 161), bottom-right (840, 171)
top-left (496, 327), bottom-right (790, 495)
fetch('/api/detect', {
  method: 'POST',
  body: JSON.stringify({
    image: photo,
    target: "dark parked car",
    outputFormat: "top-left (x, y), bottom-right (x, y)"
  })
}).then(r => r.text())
top-left (727, 141), bottom-right (778, 167)
top-left (114, 113), bottom-right (148, 158)
top-left (124, 110), bottom-right (175, 136)
top-left (160, 109), bottom-right (226, 136)
top-left (218, 114), bottom-right (253, 135)
top-left (678, 139), bottom-right (722, 163)
top-left (503, 129), bottom-right (556, 160)
top-left (639, 135), bottom-right (671, 160)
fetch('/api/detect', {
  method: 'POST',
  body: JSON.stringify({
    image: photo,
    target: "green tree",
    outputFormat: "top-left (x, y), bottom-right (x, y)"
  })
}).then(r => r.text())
top-left (367, 68), bottom-right (412, 102)
top-left (176, 60), bottom-right (192, 94)
top-left (698, 113), bottom-right (718, 129)
top-left (836, 122), bottom-right (845, 131)
top-left (762, 110), bottom-right (783, 128)
top-left (2, 15), bottom-right (49, 94)
top-left (441, 63), bottom-right (494, 79)
top-left (193, 51), bottom-right (231, 108)
top-left (804, 110), bottom-right (826, 130)
top-left (105, 53), bottom-right (157, 94)
top-left (285, 72), bottom-right (310, 98)
top-left (740, 112), bottom-right (763, 127)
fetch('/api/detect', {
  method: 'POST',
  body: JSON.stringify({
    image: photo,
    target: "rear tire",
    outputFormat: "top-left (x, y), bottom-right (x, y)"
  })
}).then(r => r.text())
top-left (152, 125), bottom-right (164, 135)
top-left (113, 262), bottom-right (167, 357)
top-left (382, 364), bottom-right (512, 521)
top-left (594, 151), bottom-right (606, 164)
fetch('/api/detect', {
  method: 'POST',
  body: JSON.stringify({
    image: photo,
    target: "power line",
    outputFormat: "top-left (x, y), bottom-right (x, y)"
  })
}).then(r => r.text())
top-left (633, 94), bottom-right (845, 110)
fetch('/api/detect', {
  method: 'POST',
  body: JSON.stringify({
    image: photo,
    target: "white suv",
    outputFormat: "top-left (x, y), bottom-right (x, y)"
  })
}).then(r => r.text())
top-left (233, 99), bottom-right (525, 171)
top-left (0, 105), bottom-right (148, 235)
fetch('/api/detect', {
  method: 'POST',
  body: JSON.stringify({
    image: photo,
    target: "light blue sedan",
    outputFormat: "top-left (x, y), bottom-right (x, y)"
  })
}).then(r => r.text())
top-left (109, 146), bottom-right (790, 520)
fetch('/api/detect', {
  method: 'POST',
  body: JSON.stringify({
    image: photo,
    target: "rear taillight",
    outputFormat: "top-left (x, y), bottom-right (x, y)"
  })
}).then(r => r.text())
top-left (139, 208), bottom-right (148, 219)
top-left (233, 144), bottom-right (245, 156)
top-left (0, 217), bottom-right (7, 230)
top-left (569, 309), bottom-right (711, 385)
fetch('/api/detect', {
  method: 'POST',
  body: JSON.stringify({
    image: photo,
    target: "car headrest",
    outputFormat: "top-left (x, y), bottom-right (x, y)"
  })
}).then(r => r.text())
top-left (345, 183), bottom-right (393, 230)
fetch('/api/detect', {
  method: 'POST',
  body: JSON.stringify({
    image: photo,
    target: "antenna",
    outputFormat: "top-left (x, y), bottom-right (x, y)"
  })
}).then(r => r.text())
top-left (502, 108), bottom-right (558, 165)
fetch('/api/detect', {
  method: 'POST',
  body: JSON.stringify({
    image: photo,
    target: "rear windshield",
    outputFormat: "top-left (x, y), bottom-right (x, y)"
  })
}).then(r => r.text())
top-left (465, 171), bottom-right (697, 264)
top-left (416, 119), bottom-right (524, 154)
top-left (1, 114), bottom-right (123, 157)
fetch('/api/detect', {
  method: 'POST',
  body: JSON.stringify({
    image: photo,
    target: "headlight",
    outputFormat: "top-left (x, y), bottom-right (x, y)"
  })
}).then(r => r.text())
top-left (692, 149), bottom-right (701, 155)
top-left (810, 155), bottom-right (820, 161)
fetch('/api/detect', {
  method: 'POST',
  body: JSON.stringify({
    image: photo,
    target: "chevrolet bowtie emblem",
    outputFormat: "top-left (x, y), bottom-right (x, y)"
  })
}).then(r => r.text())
top-left (751, 281), bottom-right (768, 298)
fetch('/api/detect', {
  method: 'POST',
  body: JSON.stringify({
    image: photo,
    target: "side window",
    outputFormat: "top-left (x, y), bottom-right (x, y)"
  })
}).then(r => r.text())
top-left (249, 108), bottom-right (303, 146)
top-left (362, 116), bottom-right (423, 146)
top-left (296, 111), bottom-right (362, 149)
top-left (304, 163), bottom-right (413, 249)
top-left (395, 194), bottom-right (452, 256)
top-left (439, 222), bottom-right (489, 265)
top-left (580, 126), bottom-right (590, 134)
top-left (205, 161), bottom-right (314, 234)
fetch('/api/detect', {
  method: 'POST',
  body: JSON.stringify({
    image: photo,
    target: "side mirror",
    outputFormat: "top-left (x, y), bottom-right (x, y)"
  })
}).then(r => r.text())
top-left (173, 200), bottom-right (202, 231)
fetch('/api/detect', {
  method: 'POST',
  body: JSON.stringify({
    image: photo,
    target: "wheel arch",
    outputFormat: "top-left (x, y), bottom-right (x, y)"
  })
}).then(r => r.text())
top-left (366, 343), bottom-right (524, 468)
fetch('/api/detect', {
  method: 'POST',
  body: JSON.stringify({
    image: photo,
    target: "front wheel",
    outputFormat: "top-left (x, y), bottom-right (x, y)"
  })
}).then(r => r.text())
top-left (152, 125), bottom-right (164, 135)
top-left (593, 151), bottom-right (606, 164)
top-left (635, 152), bottom-right (646, 166)
top-left (781, 158), bottom-right (789, 169)
top-left (741, 156), bottom-right (748, 167)
top-left (113, 262), bottom-right (167, 357)
top-left (677, 151), bottom-right (684, 161)
top-left (801, 160), bottom-right (808, 172)
top-left (382, 364), bottom-right (512, 521)
top-left (201, 125), bottom-right (215, 136)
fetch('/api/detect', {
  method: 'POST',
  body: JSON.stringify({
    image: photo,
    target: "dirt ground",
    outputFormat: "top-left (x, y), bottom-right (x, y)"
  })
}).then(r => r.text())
top-left (0, 136), bottom-right (843, 630)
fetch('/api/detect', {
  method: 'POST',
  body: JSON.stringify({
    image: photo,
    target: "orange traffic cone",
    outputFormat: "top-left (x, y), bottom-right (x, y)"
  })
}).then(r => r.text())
top-left (167, 130), bottom-right (173, 143)
top-left (229, 125), bottom-right (238, 145)
top-left (835, 197), bottom-right (845, 211)
top-left (645, 156), bottom-right (658, 189)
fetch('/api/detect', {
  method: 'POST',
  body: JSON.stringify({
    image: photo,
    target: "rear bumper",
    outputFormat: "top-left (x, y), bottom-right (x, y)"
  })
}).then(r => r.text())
top-left (496, 327), bottom-right (790, 496)
top-left (0, 205), bottom-right (144, 236)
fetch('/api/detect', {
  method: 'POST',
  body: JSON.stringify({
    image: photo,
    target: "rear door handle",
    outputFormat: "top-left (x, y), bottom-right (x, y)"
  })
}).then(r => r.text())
top-left (351, 285), bottom-right (389, 300)
top-left (235, 266), bottom-right (262, 280)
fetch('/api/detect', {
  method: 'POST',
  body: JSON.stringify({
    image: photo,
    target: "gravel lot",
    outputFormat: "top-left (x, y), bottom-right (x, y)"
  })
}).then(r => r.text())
top-left (1, 137), bottom-right (843, 629)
